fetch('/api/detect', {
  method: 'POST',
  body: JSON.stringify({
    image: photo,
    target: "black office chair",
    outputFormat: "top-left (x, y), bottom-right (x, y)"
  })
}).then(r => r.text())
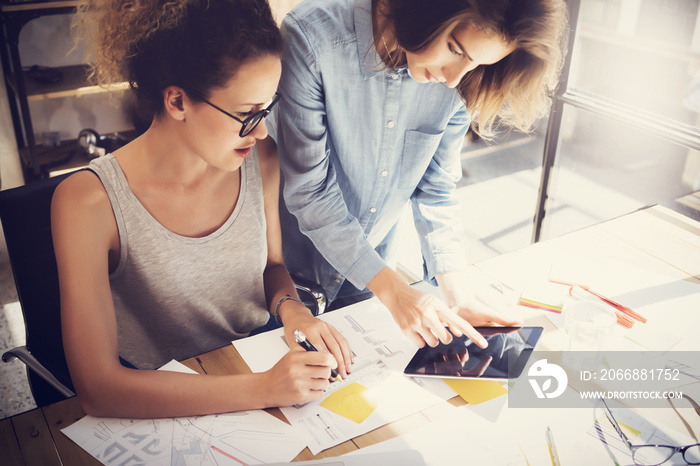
top-left (292, 274), bottom-right (327, 317)
top-left (0, 172), bottom-right (76, 407)
top-left (0, 171), bottom-right (326, 407)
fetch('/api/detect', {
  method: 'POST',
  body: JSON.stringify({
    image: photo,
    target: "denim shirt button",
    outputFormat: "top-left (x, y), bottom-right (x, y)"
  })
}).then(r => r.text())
top-left (390, 74), bottom-right (398, 80)
top-left (370, 207), bottom-right (377, 213)
top-left (381, 170), bottom-right (388, 177)
top-left (387, 121), bottom-right (394, 128)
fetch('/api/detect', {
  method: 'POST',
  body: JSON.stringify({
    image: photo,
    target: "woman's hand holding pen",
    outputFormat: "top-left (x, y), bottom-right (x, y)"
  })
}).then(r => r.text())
top-left (278, 300), bottom-right (353, 378)
top-left (261, 350), bottom-right (337, 407)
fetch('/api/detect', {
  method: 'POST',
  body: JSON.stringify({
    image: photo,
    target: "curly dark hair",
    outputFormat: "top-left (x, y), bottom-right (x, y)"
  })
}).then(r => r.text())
top-left (74, 0), bottom-right (283, 121)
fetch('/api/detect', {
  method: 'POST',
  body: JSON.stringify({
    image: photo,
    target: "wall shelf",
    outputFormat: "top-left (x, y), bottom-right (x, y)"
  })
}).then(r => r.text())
top-left (1, 1), bottom-right (80, 13)
top-left (1, 0), bottom-right (131, 181)
top-left (23, 64), bottom-right (128, 101)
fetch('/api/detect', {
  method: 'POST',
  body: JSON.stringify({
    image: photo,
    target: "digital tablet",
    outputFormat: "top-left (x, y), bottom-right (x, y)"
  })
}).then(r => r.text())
top-left (403, 326), bottom-right (543, 380)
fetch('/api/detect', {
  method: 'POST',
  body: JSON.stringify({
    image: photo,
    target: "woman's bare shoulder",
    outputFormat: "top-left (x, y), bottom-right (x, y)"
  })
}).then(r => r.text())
top-left (53, 169), bottom-right (109, 210)
top-left (52, 169), bottom-right (116, 235)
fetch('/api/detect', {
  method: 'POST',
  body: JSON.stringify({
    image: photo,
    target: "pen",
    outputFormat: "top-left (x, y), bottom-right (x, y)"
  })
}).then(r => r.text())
top-left (293, 329), bottom-right (342, 382)
top-left (545, 426), bottom-right (561, 466)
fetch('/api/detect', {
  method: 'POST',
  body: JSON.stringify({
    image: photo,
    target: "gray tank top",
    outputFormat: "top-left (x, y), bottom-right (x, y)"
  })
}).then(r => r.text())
top-left (89, 152), bottom-right (269, 369)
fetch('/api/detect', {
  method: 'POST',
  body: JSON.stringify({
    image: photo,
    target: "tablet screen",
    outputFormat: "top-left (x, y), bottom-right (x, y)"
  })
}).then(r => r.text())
top-left (403, 326), bottom-right (543, 380)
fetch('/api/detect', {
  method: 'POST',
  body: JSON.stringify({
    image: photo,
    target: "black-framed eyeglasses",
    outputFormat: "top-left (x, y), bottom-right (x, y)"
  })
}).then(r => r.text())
top-left (202, 93), bottom-right (280, 138)
top-left (600, 398), bottom-right (700, 466)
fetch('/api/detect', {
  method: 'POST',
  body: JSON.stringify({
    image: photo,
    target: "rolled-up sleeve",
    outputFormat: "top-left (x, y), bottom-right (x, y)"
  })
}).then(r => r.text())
top-left (276, 14), bottom-right (387, 290)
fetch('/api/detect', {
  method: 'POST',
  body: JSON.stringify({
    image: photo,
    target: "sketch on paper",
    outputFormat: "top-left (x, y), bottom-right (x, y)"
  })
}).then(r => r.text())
top-left (61, 361), bottom-right (310, 465)
top-left (63, 409), bottom-right (310, 465)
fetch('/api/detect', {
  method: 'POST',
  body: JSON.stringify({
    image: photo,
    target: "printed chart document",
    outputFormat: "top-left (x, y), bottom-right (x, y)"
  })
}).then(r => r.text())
top-left (233, 296), bottom-right (458, 400)
top-left (234, 298), bottom-right (416, 373)
top-left (233, 298), bottom-right (451, 454)
top-left (61, 361), bottom-right (309, 465)
top-left (280, 357), bottom-right (444, 454)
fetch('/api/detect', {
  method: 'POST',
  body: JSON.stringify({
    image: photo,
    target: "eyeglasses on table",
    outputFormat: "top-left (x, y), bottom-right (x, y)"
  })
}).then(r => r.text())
top-left (599, 397), bottom-right (700, 466)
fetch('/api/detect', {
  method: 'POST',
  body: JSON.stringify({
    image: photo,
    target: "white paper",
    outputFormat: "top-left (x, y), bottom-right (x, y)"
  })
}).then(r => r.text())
top-left (279, 357), bottom-right (445, 455)
top-left (233, 295), bottom-right (474, 455)
top-left (232, 296), bottom-right (458, 400)
top-left (343, 403), bottom-right (534, 465)
top-left (61, 361), bottom-right (309, 465)
top-left (347, 398), bottom-right (647, 466)
top-left (539, 402), bottom-right (700, 465)
top-left (233, 298), bottom-right (417, 373)
top-left (157, 359), bottom-right (199, 374)
top-left (477, 254), bottom-right (700, 351)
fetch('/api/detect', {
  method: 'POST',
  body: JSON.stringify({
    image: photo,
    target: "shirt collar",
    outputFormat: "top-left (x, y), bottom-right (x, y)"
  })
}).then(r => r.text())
top-left (353, 0), bottom-right (404, 80)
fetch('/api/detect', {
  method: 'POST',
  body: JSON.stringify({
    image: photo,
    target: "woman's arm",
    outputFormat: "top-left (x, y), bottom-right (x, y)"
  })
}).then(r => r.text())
top-left (52, 171), bottom-right (335, 418)
top-left (257, 137), bottom-right (353, 377)
top-left (276, 16), bottom-right (489, 349)
top-left (276, 15), bottom-right (387, 293)
top-left (370, 102), bottom-right (522, 347)
top-left (409, 104), bottom-right (523, 333)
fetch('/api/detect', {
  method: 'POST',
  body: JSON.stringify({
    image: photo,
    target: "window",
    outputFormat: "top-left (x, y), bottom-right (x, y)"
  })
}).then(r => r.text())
top-left (534, 0), bottom-right (700, 242)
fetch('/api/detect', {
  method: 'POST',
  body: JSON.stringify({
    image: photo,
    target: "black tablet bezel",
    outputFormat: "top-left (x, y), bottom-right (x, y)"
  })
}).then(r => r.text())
top-left (403, 326), bottom-right (544, 381)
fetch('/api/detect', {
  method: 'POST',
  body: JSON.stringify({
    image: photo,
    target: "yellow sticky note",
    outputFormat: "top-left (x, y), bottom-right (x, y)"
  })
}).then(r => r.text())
top-left (443, 378), bottom-right (507, 404)
top-left (320, 382), bottom-right (377, 423)
top-left (618, 421), bottom-right (641, 439)
top-left (518, 282), bottom-right (567, 313)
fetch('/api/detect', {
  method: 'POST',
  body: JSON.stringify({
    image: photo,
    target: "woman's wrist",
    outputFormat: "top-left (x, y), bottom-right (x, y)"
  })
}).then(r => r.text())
top-left (436, 271), bottom-right (471, 308)
top-left (250, 371), bottom-right (275, 409)
top-left (275, 295), bottom-right (311, 325)
top-left (368, 267), bottom-right (408, 305)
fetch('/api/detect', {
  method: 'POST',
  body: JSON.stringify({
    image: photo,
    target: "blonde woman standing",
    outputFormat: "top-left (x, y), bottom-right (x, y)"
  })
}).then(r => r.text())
top-left (270, 0), bottom-right (567, 348)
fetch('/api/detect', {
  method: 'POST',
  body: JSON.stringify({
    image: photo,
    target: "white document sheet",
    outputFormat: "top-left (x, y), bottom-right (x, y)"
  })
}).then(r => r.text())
top-left (345, 399), bottom-right (594, 466)
top-left (524, 401), bottom-right (700, 465)
top-left (280, 356), bottom-right (445, 455)
top-left (234, 298), bottom-right (460, 454)
top-left (232, 296), bottom-right (457, 400)
top-left (342, 402), bottom-right (533, 465)
top-left (477, 253), bottom-right (700, 351)
top-left (233, 298), bottom-right (416, 373)
top-left (61, 361), bottom-right (310, 465)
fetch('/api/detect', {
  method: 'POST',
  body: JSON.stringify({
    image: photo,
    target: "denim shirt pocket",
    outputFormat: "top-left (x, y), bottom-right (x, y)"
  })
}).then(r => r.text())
top-left (398, 130), bottom-right (444, 189)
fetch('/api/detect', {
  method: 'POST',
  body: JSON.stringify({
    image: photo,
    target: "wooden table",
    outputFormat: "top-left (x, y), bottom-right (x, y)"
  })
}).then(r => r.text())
top-left (2, 204), bottom-right (699, 465)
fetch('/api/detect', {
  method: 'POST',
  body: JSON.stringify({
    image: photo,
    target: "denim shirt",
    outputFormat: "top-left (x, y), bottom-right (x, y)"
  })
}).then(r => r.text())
top-left (269, 0), bottom-right (471, 301)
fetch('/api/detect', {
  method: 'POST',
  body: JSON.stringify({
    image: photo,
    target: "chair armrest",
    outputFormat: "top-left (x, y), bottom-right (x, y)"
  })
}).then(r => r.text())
top-left (292, 275), bottom-right (327, 316)
top-left (2, 346), bottom-right (75, 398)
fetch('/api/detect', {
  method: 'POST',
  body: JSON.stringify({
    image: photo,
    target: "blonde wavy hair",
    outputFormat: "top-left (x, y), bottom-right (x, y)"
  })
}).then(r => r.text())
top-left (374, 0), bottom-right (568, 138)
